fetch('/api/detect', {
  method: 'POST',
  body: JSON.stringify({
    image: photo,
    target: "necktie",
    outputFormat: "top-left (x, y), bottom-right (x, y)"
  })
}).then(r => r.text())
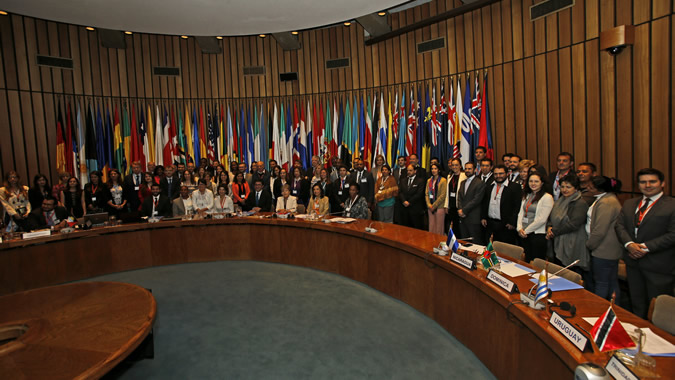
top-left (408, 177), bottom-right (413, 187)
top-left (635, 198), bottom-right (651, 227)
top-left (357, 171), bottom-right (361, 183)
top-left (256, 192), bottom-right (260, 205)
top-left (167, 178), bottom-right (172, 195)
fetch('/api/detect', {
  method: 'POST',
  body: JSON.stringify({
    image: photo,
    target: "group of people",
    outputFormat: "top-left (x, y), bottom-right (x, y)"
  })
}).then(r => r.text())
top-left (1, 150), bottom-right (673, 319)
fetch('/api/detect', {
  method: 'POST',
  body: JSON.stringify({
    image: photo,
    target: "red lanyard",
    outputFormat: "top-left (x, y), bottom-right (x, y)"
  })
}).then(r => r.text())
top-left (524, 195), bottom-right (536, 214)
top-left (92, 184), bottom-right (98, 194)
top-left (153, 197), bottom-right (159, 208)
top-left (493, 184), bottom-right (502, 200)
top-left (220, 196), bottom-right (227, 209)
top-left (636, 197), bottom-right (659, 226)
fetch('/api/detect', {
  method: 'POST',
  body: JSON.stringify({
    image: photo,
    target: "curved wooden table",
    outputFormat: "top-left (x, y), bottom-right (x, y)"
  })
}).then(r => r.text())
top-left (0, 281), bottom-right (156, 379)
top-left (0, 216), bottom-right (673, 379)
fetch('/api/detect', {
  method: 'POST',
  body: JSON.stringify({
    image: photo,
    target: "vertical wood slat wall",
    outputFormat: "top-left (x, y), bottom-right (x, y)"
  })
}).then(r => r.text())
top-left (0, 0), bottom-right (672, 195)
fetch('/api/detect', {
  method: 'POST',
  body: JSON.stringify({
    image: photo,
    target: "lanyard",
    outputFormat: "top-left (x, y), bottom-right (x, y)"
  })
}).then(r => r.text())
top-left (554, 170), bottom-right (569, 191)
top-left (524, 194), bottom-right (536, 214)
top-left (92, 184), bottom-right (98, 194)
top-left (44, 210), bottom-right (55, 224)
top-left (153, 197), bottom-right (159, 208)
top-left (636, 197), bottom-right (659, 226)
top-left (493, 184), bottom-right (502, 200)
top-left (220, 196), bottom-right (227, 209)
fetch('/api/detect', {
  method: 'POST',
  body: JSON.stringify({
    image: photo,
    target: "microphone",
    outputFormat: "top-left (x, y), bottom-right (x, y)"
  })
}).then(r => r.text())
top-left (529, 259), bottom-right (580, 278)
top-left (365, 221), bottom-right (378, 233)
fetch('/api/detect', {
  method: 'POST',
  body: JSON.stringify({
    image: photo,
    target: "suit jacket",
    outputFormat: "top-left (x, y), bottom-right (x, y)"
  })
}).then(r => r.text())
top-left (398, 175), bottom-right (426, 215)
top-left (123, 173), bottom-right (144, 211)
top-left (308, 196), bottom-right (330, 216)
top-left (443, 172), bottom-right (467, 209)
top-left (479, 173), bottom-right (495, 187)
top-left (615, 194), bottom-right (675, 274)
top-left (330, 177), bottom-right (351, 213)
top-left (244, 189), bottom-right (273, 212)
top-left (159, 175), bottom-right (180, 200)
top-left (586, 193), bottom-right (623, 260)
top-left (26, 206), bottom-right (69, 231)
top-left (172, 197), bottom-right (189, 216)
top-left (457, 176), bottom-right (486, 224)
top-left (349, 170), bottom-right (374, 204)
top-left (393, 167), bottom-right (407, 183)
top-left (141, 195), bottom-right (172, 217)
top-left (276, 196), bottom-right (298, 213)
top-left (252, 170), bottom-right (271, 188)
top-left (480, 181), bottom-right (521, 226)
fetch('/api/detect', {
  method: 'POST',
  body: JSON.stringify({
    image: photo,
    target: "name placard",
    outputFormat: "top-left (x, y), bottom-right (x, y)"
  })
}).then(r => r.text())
top-left (450, 252), bottom-right (475, 270)
top-left (487, 269), bottom-right (518, 293)
top-left (549, 311), bottom-right (588, 351)
top-left (606, 355), bottom-right (639, 380)
top-left (22, 229), bottom-right (51, 240)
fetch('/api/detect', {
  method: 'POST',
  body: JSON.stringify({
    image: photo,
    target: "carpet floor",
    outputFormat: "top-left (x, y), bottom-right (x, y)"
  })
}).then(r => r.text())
top-left (85, 261), bottom-right (495, 380)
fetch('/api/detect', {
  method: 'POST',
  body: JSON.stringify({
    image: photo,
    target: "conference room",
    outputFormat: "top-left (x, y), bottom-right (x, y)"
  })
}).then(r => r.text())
top-left (1, 0), bottom-right (674, 379)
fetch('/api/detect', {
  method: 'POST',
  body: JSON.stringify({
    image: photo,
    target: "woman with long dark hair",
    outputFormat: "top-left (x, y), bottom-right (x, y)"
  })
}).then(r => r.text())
top-left (60, 176), bottom-right (84, 218)
top-left (28, 173), bottom-right (51, 210)
top-left (83, 170), bottom-right (107, 214)
top-left (106, 169), bottom-right (128, 217)
top-left (517, 172), bottom-right (554, 262)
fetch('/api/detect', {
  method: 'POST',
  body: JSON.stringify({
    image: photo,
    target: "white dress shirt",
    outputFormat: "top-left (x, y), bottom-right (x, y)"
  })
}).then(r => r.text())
top-left (191, 189), bottom-right (214, 211)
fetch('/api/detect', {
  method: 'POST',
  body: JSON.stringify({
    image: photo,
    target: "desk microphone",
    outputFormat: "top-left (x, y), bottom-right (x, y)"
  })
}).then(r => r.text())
top-left (365, 222), bottom-right (378, 233)
top-left (528, 259), bottom-right (580, 278)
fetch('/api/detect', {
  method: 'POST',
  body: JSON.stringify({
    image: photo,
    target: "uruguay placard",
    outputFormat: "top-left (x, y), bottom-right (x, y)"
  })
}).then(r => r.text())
top-left (549, 311), bottom-right (588, 351)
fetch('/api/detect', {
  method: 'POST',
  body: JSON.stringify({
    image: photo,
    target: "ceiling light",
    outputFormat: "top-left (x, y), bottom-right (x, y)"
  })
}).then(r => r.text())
top-left (291, 31), bottom-right (299, 35)
top-left (0, 11), bottom-right (8, 16)
top-left (124, 31), bottom-right (132, 35)
top-left (216, 36), bottom-right (223, 40)
top-left (181, 35), bottom-right (188, 39)
top-left (259, 34), bottom-right (266, 38)
top-left (378, 11), bottom-right (387, 16)
top-left (344, 22), bottom-right (351, 26)
top-left (86, 26), bottom-right (95, 31)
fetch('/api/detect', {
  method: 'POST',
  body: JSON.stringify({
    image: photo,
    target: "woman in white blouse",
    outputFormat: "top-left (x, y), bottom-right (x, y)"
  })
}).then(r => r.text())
top-left (276, 184), bottom-right (297, 213)
top-left (191, 179), bottom-right (214, 217)
top-left (517, 172), bottom-right (554, 262)
top-left (212, 184), bottom-right (234, 214)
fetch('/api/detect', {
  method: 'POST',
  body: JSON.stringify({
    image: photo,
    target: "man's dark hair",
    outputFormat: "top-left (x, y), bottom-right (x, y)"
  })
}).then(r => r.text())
top-left (475, 146), bottom-right (487, 153)
top-left (636, 168), bottom-right (665, 182)
top-left (493, 164), bottom-right (507, 172)
top-left (480, 158), bottom-right (493, 166)
top-left (558, 152), bottom-right (574, 162)
top-left (578, 162), bottom-right (597, 172)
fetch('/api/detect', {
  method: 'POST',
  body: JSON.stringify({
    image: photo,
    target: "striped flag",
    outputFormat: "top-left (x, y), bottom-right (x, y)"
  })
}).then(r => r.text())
top-left (460, 77), bottom-right (472, 165)
top-left (76, 103), bottom-right (88, 185)
top-left (534, 269), bottom-right (549, 303)
top-left (470, 75), bottom-right (482, 162)
top-left (406, 88), bottom-right (415, 156)
top-left (446, 227), bottom-right (459, 253)
top-left (590, 306), bottom-right (636, 352)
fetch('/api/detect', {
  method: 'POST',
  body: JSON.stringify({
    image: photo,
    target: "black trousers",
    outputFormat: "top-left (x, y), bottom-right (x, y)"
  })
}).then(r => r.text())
top-left (520, 233), bottom-right (547, 263)
top-left (459, 219), bottom-right (484, 245)
top-left (625, 264), bottom-right (675, 319)
top-left (444, 205), bottom-right (460, 234)
top-left (485, 218), bottom-right (518, 245)
top-left (400, 208), bottom-right (424, 230)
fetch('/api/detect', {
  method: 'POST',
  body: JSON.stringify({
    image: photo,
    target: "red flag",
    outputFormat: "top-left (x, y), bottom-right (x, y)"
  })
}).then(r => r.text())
top-left (130, 104), bottom-right (140, 164)
top-left (170, 105), bottom-right (179, 164)
top-left (478, 75), bottom-right (493, 160)
top-left (590, 306), bottom-right (636, 352)
top-left (56, 103), bottom-right (66, 173)
top-left (65, 102), bottom-right (74, 174)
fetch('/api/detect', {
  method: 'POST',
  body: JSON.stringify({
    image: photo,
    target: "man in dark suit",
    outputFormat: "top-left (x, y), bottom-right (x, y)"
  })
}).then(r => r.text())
top-left (244, 179), bottom-right (273, 212)
top-left (252, 161), bottom-right (271, 188)
top-left (330, 166), bottom-right (351, 214)
top-left (123, 161), bottom-right (144, 212)
top-left (478, 158), bottom-right (495, 186)
top-left (398, 164), bottom-right (426, 230)
top-left (393, 156), bottom-right (407, 183)
top-left (457, 162), bottom-right (486, 244)
top-left (408, 154), bottom-right (428, 182)
top-left (480, 165), bottom-right (521, 245)
top-left (160, 165), bottom-right (180, 200)
top-left (349, 158), bottom-right (374, 207)
top-left (548, 152), bottom-right (575, 201)
top-left (26, 195), bottom-right (69, 231)
top-left (615, 168), bottom-right (675, 318)
top-left (141, 183), bottom-right (172, 217)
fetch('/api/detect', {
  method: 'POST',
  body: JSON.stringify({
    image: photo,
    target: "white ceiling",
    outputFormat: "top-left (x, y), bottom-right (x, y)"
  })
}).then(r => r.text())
top-left (3, 0), bottom-right (408, 36)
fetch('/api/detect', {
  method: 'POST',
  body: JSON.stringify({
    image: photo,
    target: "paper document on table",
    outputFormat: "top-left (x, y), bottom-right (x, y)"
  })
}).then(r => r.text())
top-left (459, 244), bottom-right (486, 254)
top-left (293, 214), bottom-right (310, 219)
top-left (330, 218), bottom-right (356, 223)
top-left (583, 318), bottom-right (675, 356)
top-left (499, 262), bottom-right (536, 278)
top-left (528, 276), bottom-right (583, 291)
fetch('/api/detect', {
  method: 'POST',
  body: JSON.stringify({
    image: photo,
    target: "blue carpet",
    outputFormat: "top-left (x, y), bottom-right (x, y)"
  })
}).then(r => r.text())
top-left (87, 261), bottom-right (495, 379)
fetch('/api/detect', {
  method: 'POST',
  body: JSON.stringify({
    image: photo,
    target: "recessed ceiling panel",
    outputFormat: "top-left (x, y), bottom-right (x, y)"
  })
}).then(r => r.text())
top-left (2, 0), bottom-right (406, 36)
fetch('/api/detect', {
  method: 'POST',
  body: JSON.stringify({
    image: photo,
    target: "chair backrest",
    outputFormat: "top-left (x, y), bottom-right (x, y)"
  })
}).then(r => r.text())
top-left (530, 258), bottom-right (583, 285)
top-left (296, 204), bottom-right (306, 215)
top-left (649, 295), bottom-right (675, 335)
top-left (492, 241), bottom-right (524, 261)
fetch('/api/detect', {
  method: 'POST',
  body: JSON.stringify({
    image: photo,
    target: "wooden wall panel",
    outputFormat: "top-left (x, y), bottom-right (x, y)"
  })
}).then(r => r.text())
top-left (0, 0), bottom-right (673, 195)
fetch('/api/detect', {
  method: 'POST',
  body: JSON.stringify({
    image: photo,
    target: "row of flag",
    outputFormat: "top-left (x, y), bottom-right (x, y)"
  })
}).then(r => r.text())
top-left (55, 73), bottom-right (494, 186)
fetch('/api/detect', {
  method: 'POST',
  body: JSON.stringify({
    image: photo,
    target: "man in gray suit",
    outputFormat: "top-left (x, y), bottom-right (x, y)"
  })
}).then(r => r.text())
top-left (615, 168), bottom-right (675, 318)
top-left (172, 186), bottom-right (194, 217)
top-left (457, 162), bottom-right (486, 244)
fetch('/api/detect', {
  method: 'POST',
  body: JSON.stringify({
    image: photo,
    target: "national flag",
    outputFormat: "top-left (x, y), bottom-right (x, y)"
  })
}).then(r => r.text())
top-left (342, 98), bottom-right (352, 161)
top-left (470, 75), bottom-right (482, 162)
top-left (76, 103), bottom-right (88, 185)
top-left (534, 269), bottom-right (549, 303)
top-left (590, 306), bottom-right (636, 352)
top-left (139, 106), bottom-right (148, 170)
top-left (65, 102), bottom-right (75, 175)
top-left (406, 88), bottom-right (415, 156)
top-left (389, 92), bottom-right (399, 165)
top-left (154, 105), bottom-right (164, 166)
top-left (56, 102), bottom-right (66, 173)
top-left (176, 104), bottom-right (186, 164)
top-left (397, 94), bottom-right (406, 160)
top-left (170, 105), bottom-right (180, 164)
top-left (285, 103), bottom-right (293, 170)
top-left (331, 99), bottom-right (339, 158)
top-left (386, 93), bottom-right (394, 165)
top-left (478, 73), bottom-right (494, 160)
top-left (308, 101), bottom-right (315, 164)
top-left (95, 105), bottom-right (105, 173)
top-left (185, 104), bottom-right (194, 164)
top-left (375, 93), bottom-right (387, 163)
top-left (146, 104), bottom-right (155, 164)
top-left (130, 104), bottom-right (140, 165)
top-left (192, 106), bottom-right (200, 165)
top-left (460, 77), bottom-right (472, 165)
top-left (207, 108), bottom-right (216, 161)
top-left (299, 102), bottom-right (308, 168)
top-left (364, 95), bottom-right (373, 166)
top-left (438, 83), bottom-right (449, 165)
top-left (162, 106), bottom-right (172, 166)
top-left (446, 227), bottom-right (459, 253)
top-left (104, 104), bottom-right (114, 174)
top-left (227, 105), bottom-right (234, 168)
top-left (122, 105), bottom-right (131, 174)
top-left (480, 242), bottom-right (500, 269)
top-left (113, 106), bottom-right (124, 171)
top-left (85, 103), bottom-right (98, 172)
top-left (199, 105), bottom-right (207, 161)
top-left (422, 87), bottom-right (431, 169)
top-left (416, 87), bottom-right (423, 156)
top-left (454, 78), bottom-right (462, 159)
